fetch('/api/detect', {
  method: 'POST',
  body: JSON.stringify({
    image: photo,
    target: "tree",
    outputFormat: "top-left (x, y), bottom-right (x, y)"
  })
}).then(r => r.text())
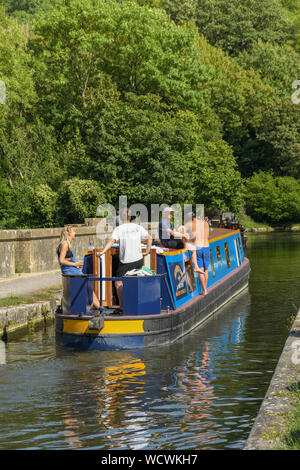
top-left (234, 42), bottom-right (300, 178)
top-left (30, 0), bottom-right (243, 211)
top-left (280, 0), bottom-right (300, 52)
top-left (194, 0), bottom-right (292, 56)
top-left (30, 0), bottom-right (212, 128)
top-left (57, 178), bottom-right (105, 224)
top-left (236, 40), bottom-right (300, 98)
top-left (1, 0), bottom-right (51, 16)
top-left (0, 6), bottom-right (36, 188)
top-left (31, 183), bottom-right (58, 227)
top-left (160, 0), bottom-right (197, 24)
top-left (245, 171), bottom-right (300, 224)
top-left (254, 98), bottom-right (300, 178)
top-left (195, 36), bottom-right (274, 140)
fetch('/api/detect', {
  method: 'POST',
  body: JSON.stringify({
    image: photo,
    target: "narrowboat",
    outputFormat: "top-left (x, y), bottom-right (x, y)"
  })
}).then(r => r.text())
top-left (55, 228), bottom-right (250, 350)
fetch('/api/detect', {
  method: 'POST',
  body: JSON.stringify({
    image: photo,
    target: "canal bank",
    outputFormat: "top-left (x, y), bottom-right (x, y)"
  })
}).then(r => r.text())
top-left (244, 308), bottom-right (300, 450)
top-left (0, 232), bottom-right (299, 450)
top-left (0, 270), bottom-right (61, 340)
top-left (0, 299), bottom-right (58, 341)
top-left (245, 225), bottom-right (300, 233)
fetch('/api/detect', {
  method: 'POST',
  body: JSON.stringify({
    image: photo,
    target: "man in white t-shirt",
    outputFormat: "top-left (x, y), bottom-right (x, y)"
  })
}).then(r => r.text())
top-left (99, 208), bottom-right (152, 309)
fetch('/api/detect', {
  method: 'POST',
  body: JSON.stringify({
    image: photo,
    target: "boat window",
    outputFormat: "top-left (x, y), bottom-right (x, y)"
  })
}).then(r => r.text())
top-left (210, 249), bottom-right (215, 277)
top-left (216, 246), bottom-right (221, 261)
top-left (238, 237), bottom-right (242, 251)
top-left (224, 242), bottom-right (231, 268)
top-left (184, 258), bottom-right (196, 293)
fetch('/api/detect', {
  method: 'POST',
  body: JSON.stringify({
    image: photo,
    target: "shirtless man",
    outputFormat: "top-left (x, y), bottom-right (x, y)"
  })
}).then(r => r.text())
top-left (183, 213), bottom-right (210, 295)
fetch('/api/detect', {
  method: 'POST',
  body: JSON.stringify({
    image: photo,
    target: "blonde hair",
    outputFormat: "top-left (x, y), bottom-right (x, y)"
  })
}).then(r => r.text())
top-left (57, 225), bottom-right (73, 254)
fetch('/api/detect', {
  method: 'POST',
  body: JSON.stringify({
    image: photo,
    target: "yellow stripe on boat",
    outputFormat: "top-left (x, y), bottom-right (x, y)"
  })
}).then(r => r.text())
top-left (209, 230), bottom-right (239, 244)
top-left (234, 239), bottom-right (240, 266)
top-left (63, 318), bottom-right (145, 335)
top-left (162, 230), bottom-right (240, 255)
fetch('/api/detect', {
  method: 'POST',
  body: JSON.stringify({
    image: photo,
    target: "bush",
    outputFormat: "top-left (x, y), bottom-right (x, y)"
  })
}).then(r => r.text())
top-left (245, 171), bottom-right (300, 224)
top-left (57, 178), bottom-right (105, 224)
top-left (32, 183), bottom-right (58, 227)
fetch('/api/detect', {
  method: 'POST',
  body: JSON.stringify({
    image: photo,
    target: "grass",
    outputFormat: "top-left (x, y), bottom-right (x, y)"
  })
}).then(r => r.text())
top-left (278, 382), bottom-right (300, 450)
top-left (0, 286), bottom-right (61, 308)
top-left (237, 212), bottom-right (300, 230)
top-left (236, 211), bottom-right (271, 229)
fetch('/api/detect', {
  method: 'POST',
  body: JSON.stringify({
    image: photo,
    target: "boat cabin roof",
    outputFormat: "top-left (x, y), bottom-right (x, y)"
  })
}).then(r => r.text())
top-left (161, 228), bottom-right (239, 256)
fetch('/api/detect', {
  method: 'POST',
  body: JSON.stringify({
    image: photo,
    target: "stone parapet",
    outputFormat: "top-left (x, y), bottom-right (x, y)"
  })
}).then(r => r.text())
top-left (0, 225), bottom-right (102, 278)
top-left (0, 230), bottom-right (17, 278)
top-left (13, 226), bottom-right (100, 274)
top-left (0, 220), bottom-right (159, 278)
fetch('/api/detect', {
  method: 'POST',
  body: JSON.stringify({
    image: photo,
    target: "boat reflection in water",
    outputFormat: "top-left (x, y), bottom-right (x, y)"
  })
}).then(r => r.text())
top-left (56, 228), bottom-right (250, 350)
top-left (55, 291), bottom-right (249, 449)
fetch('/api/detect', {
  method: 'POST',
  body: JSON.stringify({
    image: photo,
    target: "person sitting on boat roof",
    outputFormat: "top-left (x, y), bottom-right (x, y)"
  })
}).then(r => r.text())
top-left (99, 208), bottom-right (152, 311)
top-left (183, 213), bottom-right (210, 296)
top-left (57, 225), bottom-right (100, 310)
top-left (159, 207), bottom-right (184, 250)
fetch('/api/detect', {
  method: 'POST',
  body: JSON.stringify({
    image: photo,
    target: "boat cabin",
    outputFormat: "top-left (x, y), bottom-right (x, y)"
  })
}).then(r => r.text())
top-left (60, 228), bottom-right (245, 317)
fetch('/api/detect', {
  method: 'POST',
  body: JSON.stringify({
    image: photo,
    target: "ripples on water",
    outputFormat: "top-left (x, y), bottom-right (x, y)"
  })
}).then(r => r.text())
top-left (0, 232), bottom-right (300, 450)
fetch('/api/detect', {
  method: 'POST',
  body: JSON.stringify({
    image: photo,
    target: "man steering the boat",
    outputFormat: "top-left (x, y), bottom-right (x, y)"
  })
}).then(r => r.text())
top-left (99, 208), bottom-right (152, 311)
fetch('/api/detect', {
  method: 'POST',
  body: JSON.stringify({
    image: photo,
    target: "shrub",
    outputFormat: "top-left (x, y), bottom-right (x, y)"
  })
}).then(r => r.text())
top-left (245, 171), bottom-right (300, 224)
top-left (32, 183), bottom-right (58, 227)
top-left (57, 178), bottom-right (105, 224)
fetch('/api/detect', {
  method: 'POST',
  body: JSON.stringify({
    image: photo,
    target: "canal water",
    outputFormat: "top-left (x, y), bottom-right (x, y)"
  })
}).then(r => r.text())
top-left (0, 232), bottom-right (300, 450)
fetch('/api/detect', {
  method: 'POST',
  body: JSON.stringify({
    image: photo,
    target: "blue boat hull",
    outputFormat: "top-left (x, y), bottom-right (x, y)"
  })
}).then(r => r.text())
top-left (56, 258), bottom-right (250, 350)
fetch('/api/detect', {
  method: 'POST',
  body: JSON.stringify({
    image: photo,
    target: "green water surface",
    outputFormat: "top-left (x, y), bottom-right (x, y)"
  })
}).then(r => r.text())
top-left (0, 232), bottom-right (299, 450)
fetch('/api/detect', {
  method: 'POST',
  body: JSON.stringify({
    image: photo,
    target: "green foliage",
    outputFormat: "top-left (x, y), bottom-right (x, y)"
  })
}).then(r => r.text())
top-left (85, 96), bottom-right (194, 205)
top-left (195, 36), bottom-right (274, 138)
top-left (255, 98), bottom-right (300, 178)
top-left (196, 0), bottom-right (291, 56)
top-left (32, 183), bottom-right (58, 227)
top-left (193, 138), bottom-right (244, 212)
top-left (30, 0), bottom-right (212, 124)
top-left (0, 0), bottom-right (299, 229)
top-left (57, 178), bottom-right (105, 224)
top-left (1, 0), bottom-right (51, 16)
top-left (29, 0), bottom-right (242, 212)
top-left (0, 6), bottom-right (36, 187)
top-left (161, 0), bottom-right (292, 55)
top-left (281, 0), bottom-right (300, 52)
top-left (236, 40), bottom-right (300, 98)
top-left (160, 0), bottom-right (197, 23)
top-left (0, 176), bottom-right (12, 227)
top-left (232, 41), bottom-right (300, 180)
top-left (245, 172), bottom-right (300, 224)
top-left (233, 97), bottom-right (300, 179)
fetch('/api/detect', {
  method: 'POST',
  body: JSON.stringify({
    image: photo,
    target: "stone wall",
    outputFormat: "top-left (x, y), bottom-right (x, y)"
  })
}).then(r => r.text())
top-left (0, 219), bottom-right (159, 278)
top-left (0, 230), bottom-right (17, 278)
top-left (0, 299), bottom-right (58, 340)
top-left (0, 223), bottom-right (104, 278)
top-left (14, 226), bottom-right (102, 274)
